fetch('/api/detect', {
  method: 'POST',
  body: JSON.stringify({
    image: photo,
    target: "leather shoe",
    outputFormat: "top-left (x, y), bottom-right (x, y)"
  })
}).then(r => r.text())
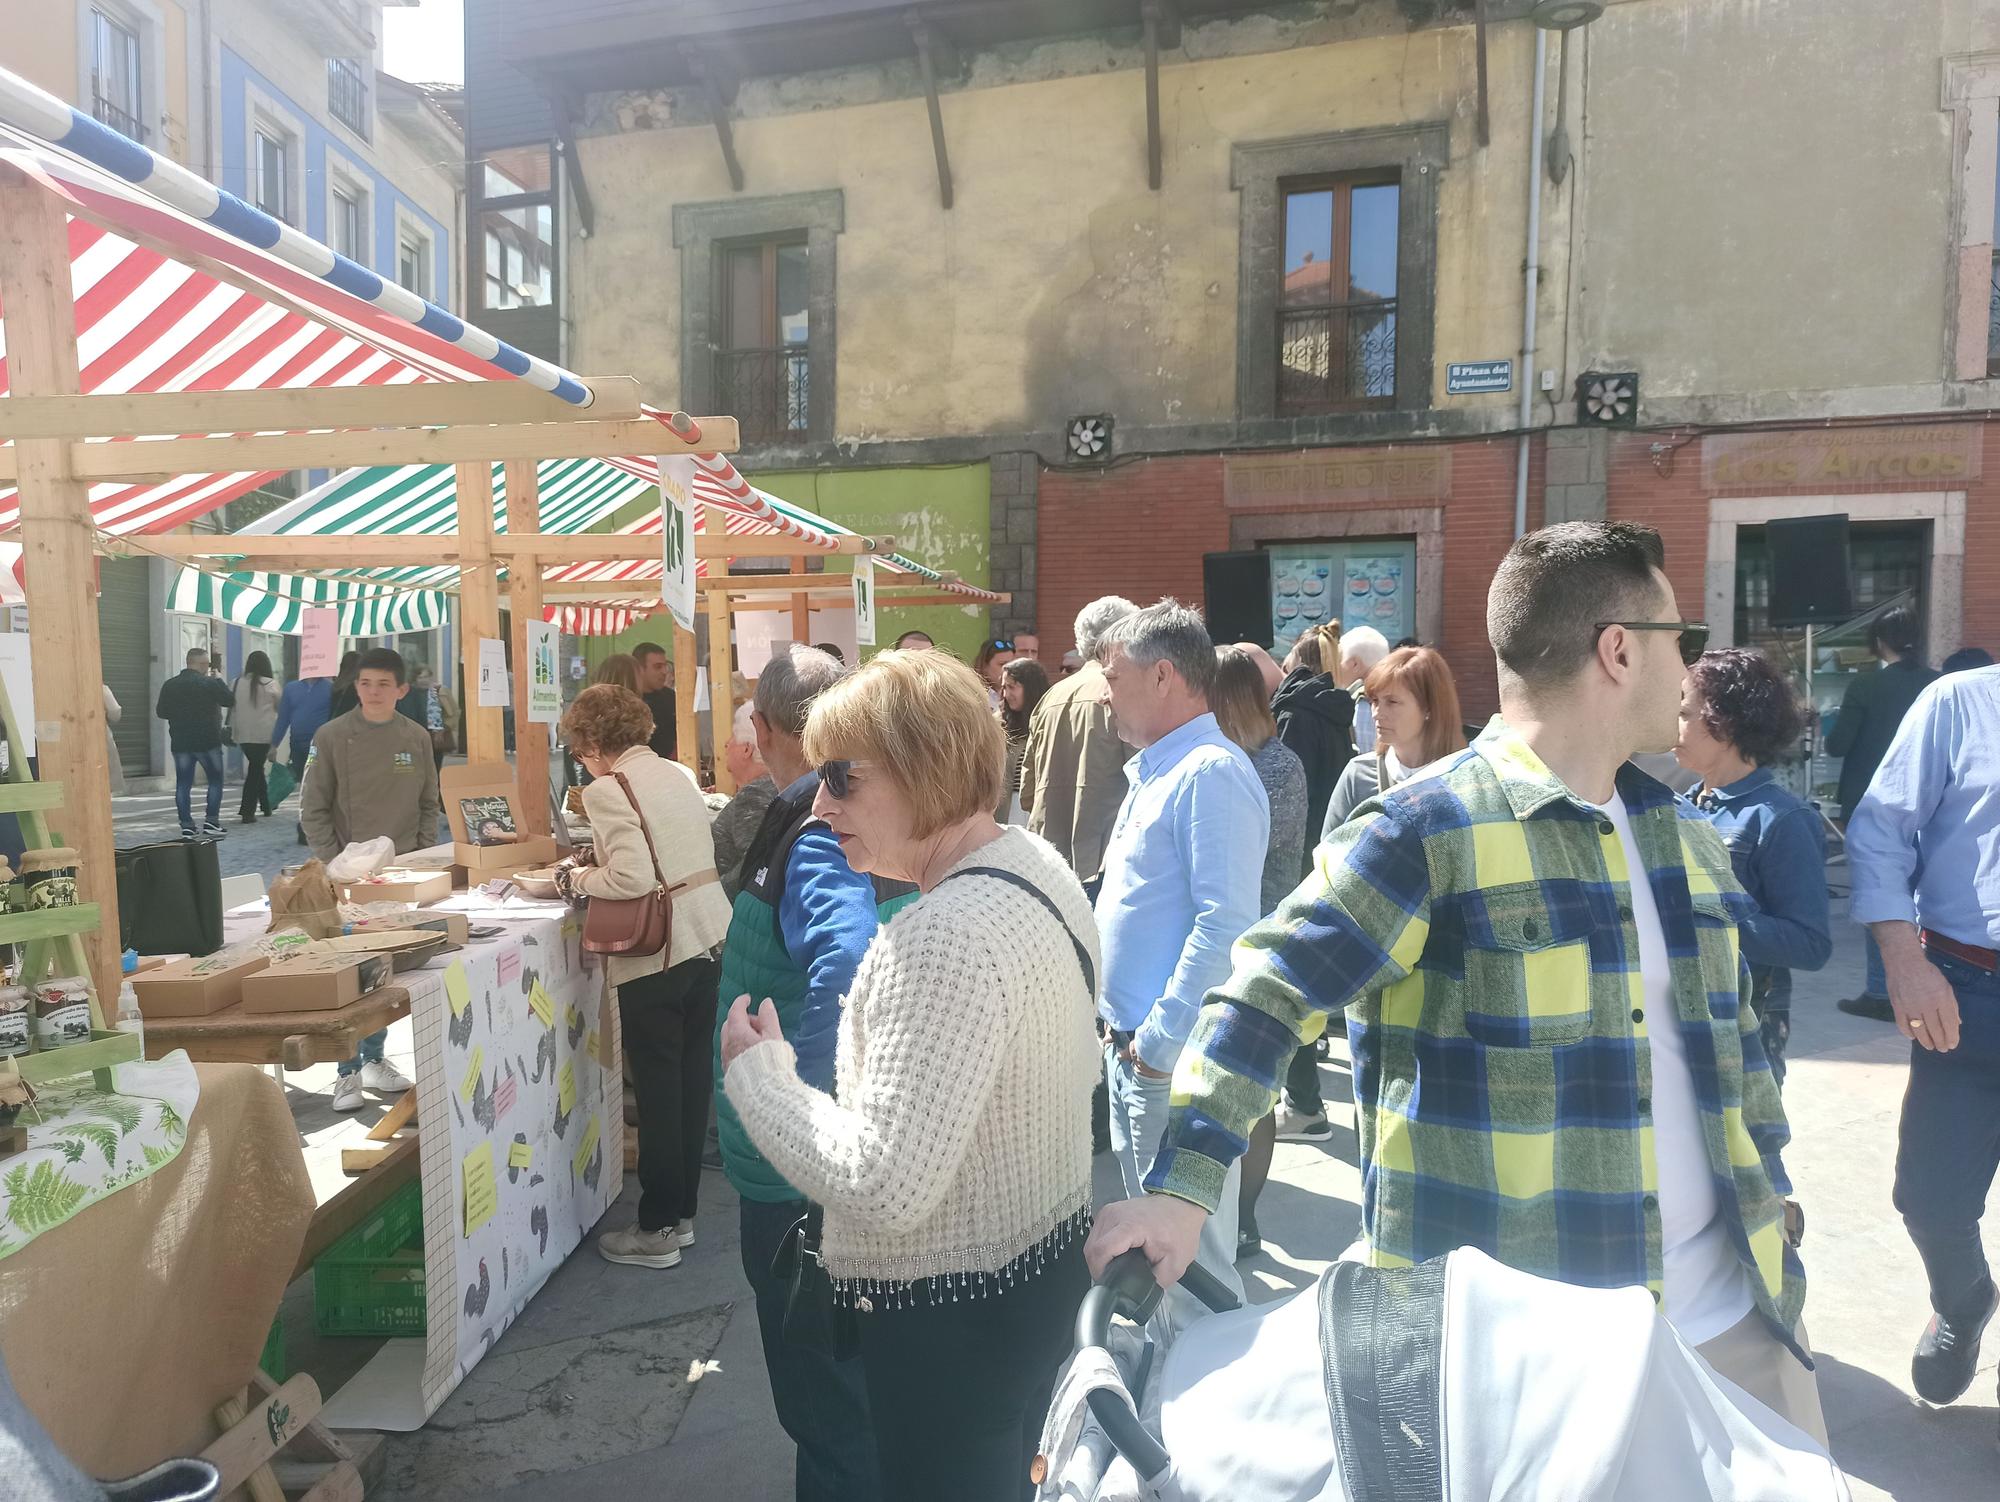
top-left (1837, 993), bottom-right (1896, 1023)
top-left (1912, 1281), bottom-right (1997, 1405)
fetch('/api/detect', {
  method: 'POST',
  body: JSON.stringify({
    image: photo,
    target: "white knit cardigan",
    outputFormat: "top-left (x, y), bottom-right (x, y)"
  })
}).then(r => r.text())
top-left (724, 826), bottom-right (1102, 1291)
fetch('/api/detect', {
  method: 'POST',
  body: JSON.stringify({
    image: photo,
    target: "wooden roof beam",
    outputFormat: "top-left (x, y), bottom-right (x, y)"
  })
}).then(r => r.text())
top-left (0, 415), bottom-right (743, 483)
top-left (907, 12), bottom-right (961, 210)
top-left (0, 376), bottom-right (646, 441)
top-left (45, 529), bottom-right (890, 564)
top-left (1474, 0), bottom-right (1491, 148)
top-left (1140, 0), bottom-right (1179, 191)
top-left (685, 45), bottom-right (745, 192)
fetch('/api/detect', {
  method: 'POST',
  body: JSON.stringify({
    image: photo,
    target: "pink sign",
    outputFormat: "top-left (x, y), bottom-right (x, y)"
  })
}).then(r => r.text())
top-left (299, 608), bottom-right (339, 679)
top-left (493, 1074), bottom-right (517, 1121)
top-left (497, 950), bottom-right (521, 988)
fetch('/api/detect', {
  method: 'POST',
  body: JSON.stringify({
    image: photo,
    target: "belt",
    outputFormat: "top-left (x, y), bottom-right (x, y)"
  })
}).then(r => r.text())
top-left (1920, 928), bottom-right (1998, 974)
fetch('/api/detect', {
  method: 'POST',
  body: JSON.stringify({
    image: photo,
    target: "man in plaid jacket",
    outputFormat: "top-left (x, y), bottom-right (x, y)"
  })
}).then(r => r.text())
top-left (1088, 521), bottom-right (1825, 1444)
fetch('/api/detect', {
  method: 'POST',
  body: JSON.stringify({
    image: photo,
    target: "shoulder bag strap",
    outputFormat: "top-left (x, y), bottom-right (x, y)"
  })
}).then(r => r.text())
top-left (611, 770), bottom-right (670, 894)
top-left (939, 865), bottom-right (1095, 996)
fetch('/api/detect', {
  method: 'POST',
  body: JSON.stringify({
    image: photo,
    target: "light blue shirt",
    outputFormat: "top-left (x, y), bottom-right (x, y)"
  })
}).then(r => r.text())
top-left (1094, 711), bottom-right (1271, 1072)
top-left (1848, 665), bottom-right (2000, 950)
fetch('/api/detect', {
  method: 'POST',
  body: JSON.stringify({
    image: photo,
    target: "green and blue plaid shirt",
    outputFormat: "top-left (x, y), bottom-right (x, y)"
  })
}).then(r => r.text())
top-left (1151, 728), bottom-right (1805, 1339)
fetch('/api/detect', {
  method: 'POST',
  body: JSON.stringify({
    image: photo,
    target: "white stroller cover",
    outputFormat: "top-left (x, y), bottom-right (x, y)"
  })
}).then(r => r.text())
top-left (1118, 1248), bottom-right (1850, 1501)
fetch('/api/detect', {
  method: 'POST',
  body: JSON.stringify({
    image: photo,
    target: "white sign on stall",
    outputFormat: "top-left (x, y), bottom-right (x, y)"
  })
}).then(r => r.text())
top-left (0, 635), bottom-right (36, 756)
top-left (735, 614), bottom-right (791, 679)
top-left (693, 667), bottom-right (710, 713)
top-left (851, 557), bottom-right (876, 646)
top-left (657, 455), bottom-right (699, 635)
top-left (299, 607), bottom-right (340, 680)
top-left (524, 620), bottom-right (561, 725)
top-left (476, 638), bottom-right (510, 708)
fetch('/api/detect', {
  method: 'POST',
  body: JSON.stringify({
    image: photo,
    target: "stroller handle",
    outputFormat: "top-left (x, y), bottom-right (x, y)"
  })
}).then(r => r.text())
top-left (1074, 1250), bottom-right (1242, 1483)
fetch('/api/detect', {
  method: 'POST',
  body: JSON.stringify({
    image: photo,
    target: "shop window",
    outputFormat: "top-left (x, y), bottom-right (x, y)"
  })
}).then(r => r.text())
top-left (1278, 177), bottom-right (1400, 413)
top-left (716, 239), bottom-right (810, 444)
top-left (1265, 539), bottom-right (1417, 659)
top-left (474, 145), bottom-right (556, 313)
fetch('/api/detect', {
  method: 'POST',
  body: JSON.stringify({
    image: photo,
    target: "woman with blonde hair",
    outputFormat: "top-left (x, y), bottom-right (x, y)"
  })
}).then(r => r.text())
top-left (556, 684), bottom-right (732, 1269)
top-left (592, 653), bottom-right (642, 694)
top-left (721, 649), bottom-right (1099, 1501)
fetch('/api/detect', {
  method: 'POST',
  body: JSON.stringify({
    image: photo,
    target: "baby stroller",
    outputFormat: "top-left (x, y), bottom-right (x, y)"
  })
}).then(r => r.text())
top-left (1039, 1249), bottom-right (1852, 1501)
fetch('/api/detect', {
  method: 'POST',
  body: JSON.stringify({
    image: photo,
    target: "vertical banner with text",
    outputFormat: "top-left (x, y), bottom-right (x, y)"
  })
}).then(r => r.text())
top-left (476, 638), bottom-right (510, 708)
top-left (525, 620), bottom-right (561, 724)
top-left (851, 557), bottom-right (876, 647)
top-left (657, 455), bottom-right (698, 635)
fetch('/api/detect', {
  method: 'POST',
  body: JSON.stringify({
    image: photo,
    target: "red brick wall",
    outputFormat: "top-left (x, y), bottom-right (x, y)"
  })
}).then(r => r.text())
top-left (1035, 439), bottom-right (1537, 721)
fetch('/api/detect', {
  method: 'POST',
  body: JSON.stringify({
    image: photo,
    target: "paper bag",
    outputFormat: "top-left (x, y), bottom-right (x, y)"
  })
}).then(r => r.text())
top-left (266, 860), bottom-right (343, 940)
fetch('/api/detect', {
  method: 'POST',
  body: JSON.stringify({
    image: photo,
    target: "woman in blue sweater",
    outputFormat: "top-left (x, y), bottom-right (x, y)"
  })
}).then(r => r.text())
top-left (1674, 648), bottom-right (1833, 1085)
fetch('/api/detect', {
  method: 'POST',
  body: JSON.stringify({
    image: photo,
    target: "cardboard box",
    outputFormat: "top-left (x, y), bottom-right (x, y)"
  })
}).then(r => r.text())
top-left (240, 950), bottom-right (393, 1014)
top-left (338, 869), bottom-right (453, 906)
top-left (346, 909), bottom-right (471, 946)
top-left (131, 952), bottom-right (272, 1018)
top-left (441, 763), bottom-right (559, 872)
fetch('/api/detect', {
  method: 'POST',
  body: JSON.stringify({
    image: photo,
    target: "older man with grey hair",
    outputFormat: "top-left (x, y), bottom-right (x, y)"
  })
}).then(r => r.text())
top-left (1095, 599), bottom-right (1270, 1327)
top-left (1338, 625), bottom-right (1393, 752)
top-left (1021, 594), bottom-right (1139, 889)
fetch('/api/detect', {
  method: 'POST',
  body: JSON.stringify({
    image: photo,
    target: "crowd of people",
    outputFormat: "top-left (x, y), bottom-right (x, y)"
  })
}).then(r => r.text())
top-left (518, 518), bottom-right (1996, 1499)
top-left (136, 519), bottom-right (1996, 1497)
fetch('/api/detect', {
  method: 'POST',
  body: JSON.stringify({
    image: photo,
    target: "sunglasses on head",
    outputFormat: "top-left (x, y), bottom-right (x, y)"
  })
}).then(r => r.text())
top-left (1594, 620), bottom-right (1711, 666)
top-left (819, 760), bottom-right (854, 799)
top-left (985, 639), bottom-right (1014, 652)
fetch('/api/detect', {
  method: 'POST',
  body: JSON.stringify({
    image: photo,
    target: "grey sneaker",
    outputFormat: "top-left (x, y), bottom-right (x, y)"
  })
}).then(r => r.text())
top-left (673, 1219), bottom-right (696, 1249)
top-left (598, 1225), bottom-right (682, 1269)
top-left (1273, 1103), bottom-right (1332, 1142)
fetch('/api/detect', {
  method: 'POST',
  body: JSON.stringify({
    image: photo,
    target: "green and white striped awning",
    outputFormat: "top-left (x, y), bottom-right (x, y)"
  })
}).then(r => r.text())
top-left (165, 570), bottom-right (451, 635)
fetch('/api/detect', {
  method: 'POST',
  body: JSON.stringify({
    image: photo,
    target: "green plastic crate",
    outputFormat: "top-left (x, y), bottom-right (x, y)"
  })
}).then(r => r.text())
top-left (259, 1315), bottom-right (286, 1382)
top-left (313, 1180), bottom-right (428, 1337)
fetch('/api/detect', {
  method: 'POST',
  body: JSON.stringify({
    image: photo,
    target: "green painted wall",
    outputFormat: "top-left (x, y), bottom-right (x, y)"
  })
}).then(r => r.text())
top-left (580, 462), bottom-right (993, 674)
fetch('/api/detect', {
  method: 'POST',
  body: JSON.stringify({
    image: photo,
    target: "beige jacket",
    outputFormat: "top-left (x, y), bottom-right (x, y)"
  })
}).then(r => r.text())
top-left (1019, 660), bottom-right (1133, 882)
top-left (573, 746), bottom-right (731, 987)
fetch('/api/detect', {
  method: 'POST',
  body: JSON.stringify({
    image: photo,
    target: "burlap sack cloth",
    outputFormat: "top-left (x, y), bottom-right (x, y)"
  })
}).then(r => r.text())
top-left (0, 1064), bottom-right (314, 1477)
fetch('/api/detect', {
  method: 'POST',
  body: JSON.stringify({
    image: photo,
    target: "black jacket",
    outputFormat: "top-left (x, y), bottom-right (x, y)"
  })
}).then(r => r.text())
top-left (1272, 667), bottom-right (1356, 846)
top-left (643, 688), bottom-right (678, 761)
top-left (154, 669), bottom-right (233, 755)
top-left (1827, 657), bottom-right (1938, 818)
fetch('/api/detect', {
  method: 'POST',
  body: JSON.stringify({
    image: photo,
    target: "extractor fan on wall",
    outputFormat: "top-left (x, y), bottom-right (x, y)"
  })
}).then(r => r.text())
top-left (1576, 371), bottom-right (1639, 427)
top-left (1065, 414), bottom-right (1113, 462)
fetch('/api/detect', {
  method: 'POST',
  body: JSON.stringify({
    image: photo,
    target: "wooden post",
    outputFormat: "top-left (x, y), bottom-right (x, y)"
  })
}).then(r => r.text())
top-left (790, 554), bottom-right (810, 642)
top-left (705, 585), bottom-right (736, 796)
top-left (455, 461), bottom-right (506, 764)
top-left (0, 170), bottom-right (122, 1005)
top-left (503, 459), bottom-right (550, 838)
top-left (672, 624), bottom-right (699, 778)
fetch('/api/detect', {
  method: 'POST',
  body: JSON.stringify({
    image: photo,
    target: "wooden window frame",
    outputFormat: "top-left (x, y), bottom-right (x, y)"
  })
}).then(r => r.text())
top-left (1276, 171), bottom-right (1402, 415)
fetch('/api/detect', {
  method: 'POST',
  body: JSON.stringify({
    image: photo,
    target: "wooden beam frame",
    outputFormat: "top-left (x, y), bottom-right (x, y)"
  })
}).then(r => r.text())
top-left (908, 15), bottom-right (957, 210)
top-left (9, 415), bottom-right (741, 484)
top-left (456, 461), bottom-right (506, 763)
top-left (1140, 0), bottom-right (1179, 191)
top-left (504, 458), bottom-right (551, 837)
top-left (1474, 0), bottom-right (1491, 148)
top-left (685, 46), bottom-right (745, 193)
top-left (0, 377), bottom-right (645, 441)
top-left (36, 530), bottom-right (896, 564)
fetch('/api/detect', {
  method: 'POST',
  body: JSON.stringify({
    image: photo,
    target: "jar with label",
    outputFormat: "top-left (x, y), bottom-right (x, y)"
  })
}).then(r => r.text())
top-left (0, 982), bottom-right (29, 1059)
top-left (20, 849), bottom-right (79, 911)
top-left (32, 976), bottom-right (92, 1050)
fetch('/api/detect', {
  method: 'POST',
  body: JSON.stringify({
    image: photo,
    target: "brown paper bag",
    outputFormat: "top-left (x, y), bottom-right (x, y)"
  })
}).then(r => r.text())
top-left (266, 860), bottom-right (342, 940)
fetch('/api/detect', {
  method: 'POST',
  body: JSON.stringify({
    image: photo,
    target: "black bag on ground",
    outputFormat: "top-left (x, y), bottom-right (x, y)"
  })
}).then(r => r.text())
top-left (115, 838), bottom-right (224, 956)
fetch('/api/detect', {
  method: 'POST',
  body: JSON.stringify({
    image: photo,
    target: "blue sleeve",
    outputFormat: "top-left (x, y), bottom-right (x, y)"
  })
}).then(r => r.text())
top-left (272, 684), bottom-right (296, 748)
top-left (1738, 806), bottom-right (1832, 972)
top-left (1133, 758), bottom-right (1271, 1073)
top-left (776, 825), bottom-right (882, 1093)
top-left (1848, 684), bottom-right (1953, 928)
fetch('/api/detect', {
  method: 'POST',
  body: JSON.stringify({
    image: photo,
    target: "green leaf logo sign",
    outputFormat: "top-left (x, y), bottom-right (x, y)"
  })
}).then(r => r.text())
top-left (664, 506), bottom-right (686, 575)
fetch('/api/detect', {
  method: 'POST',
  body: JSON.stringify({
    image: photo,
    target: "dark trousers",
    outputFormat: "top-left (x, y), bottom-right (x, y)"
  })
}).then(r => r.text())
top-left (173, 748), bottom-right (224, 831)
top-left (238, 742), bottom-right (272, 817)
top-left (738, 1196), bottom-right (883, 1502)
top-left (1894, 951), bottom-right (2000, 1320)
top-left (616, 952), bottom-right (721, 1232)
top-left (858, 1238), bottom-right (1090, 1502)
top-left (1283, 1040), bottom-right (1324, 1116)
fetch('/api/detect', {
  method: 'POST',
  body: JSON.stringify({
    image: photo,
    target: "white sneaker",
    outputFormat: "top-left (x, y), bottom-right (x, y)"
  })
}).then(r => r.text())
top-left (331, 1074), bottom-right (366, 1113)
top-left (360, 1060), bottom-right (414, 1094)
top-left (1273, 1103), bottom-right (1332, 1142)
top-left (598, 1225), bottom-right (682, 1269)
top-left (673, 1219), bottom-right (696, 1249)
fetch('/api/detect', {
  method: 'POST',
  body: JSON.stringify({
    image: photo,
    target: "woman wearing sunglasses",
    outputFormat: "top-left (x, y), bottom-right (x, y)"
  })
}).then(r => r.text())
top-left (973, 636), bottom-right (1018, 709)
top-left (720, 649), bottom-right (1099, 1502)
top-left (1673, 648), bottom-right (1832, 1085)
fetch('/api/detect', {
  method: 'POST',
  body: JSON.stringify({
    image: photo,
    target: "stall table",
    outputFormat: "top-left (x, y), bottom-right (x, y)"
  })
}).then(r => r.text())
top-left (143, 986), bottom-right (413, 1070)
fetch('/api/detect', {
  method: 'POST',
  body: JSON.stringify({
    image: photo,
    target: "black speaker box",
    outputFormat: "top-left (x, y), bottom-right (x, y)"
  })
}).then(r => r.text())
top-left (1766, 514), bottom-right (1852, 628)
top-left (1203, 550), bottom-right (1273, 648)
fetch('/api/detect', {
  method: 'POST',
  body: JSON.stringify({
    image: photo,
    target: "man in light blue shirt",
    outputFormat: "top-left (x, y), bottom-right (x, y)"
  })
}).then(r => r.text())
top-left (1095, 600), bottom-right (1270, 1320)
top-left (1847, 664), bottom-right (2000, 1418)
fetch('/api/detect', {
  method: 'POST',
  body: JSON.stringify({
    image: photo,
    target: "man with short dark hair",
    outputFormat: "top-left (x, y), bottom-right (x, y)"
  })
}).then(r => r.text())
top-left (156, 647), bottom-right (234, 839)
top-left (1089, 523), bottom-right (1826, 1443)
top-left (1095, 598), bottom-right (1269, 1327)
top-left (892, 629), bottom-right (934, 651)
top-left (301, 647), bottom-right (436, 1113)
top-left (632, 641), bottom-right (678, 762)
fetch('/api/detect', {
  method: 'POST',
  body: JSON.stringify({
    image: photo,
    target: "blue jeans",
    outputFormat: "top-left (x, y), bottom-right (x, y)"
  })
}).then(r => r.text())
top-left (737, 1196), bottom-right (882, 1502)
top-left (1893, 951), bottom-right (2000, 1320)
top-left (336, 1029), bottom-right (386, 1079)
top-left (1105, 1047), bottom-right (1244, 1337)
top-left (1864, 929), bottom-right (1889, 998)
top-left (173, 748), bottom-right (225, 831)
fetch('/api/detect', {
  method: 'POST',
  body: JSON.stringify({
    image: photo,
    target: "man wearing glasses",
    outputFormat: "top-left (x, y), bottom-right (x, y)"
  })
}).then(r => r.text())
top-left (1089, 521), bottom-right (1826, 1443)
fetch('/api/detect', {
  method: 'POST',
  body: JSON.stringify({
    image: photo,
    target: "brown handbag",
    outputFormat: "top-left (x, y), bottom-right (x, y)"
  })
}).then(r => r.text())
top-left (580, 772), bottom-right (673, 958)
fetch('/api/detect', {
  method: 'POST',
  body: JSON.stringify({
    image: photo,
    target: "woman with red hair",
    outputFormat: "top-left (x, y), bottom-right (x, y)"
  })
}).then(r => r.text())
top-left (1317, 645), bottom-right (1469, 842)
